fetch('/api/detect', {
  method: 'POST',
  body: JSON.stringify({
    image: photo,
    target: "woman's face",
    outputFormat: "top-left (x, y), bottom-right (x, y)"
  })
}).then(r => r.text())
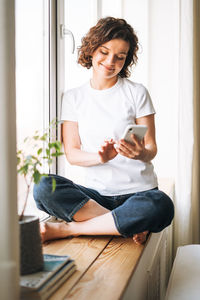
top-left (91, 39), bottom-right (129, 79)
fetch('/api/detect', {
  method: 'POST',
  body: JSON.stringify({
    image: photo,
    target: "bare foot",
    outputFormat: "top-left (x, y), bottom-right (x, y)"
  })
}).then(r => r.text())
top-left (40, 222), bottom-right (75, 243)
top-left (133, 231), bottom-right (149, 245)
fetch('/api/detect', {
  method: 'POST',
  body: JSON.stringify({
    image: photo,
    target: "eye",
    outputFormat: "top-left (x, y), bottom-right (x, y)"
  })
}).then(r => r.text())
top-left (100, 50), bottom-right (108, 55)
top-left (117, 56), bottom-right (126, 61)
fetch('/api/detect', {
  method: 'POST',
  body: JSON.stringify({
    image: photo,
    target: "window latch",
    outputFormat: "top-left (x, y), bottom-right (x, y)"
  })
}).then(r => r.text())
top-left (60, 25), bottom-right (75, 54)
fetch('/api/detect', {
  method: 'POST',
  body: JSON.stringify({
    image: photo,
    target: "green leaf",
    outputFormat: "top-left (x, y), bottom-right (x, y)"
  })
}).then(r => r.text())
top-left (51, 151), bottom-right (64, 157)
top-left (48, 142), bottom-right (54, 149)
top-left (18, 164), bottom-right (29, 175)
top-left (51, 153), bottom-right (57, 157)
top-left (23, 137), bottom-right (29, 143)
top-left (57, 152), bottom-right (64, 156)
top-left (37, 148), bottom-right (43, 155)
top-left (31, 155), bottom-right (38, 160)
top-left (40, 133), bottom-right (48, 141)
top-left (54, 141), bottom-right (62, 150)
top-left (33, 135), bottom-right (39, 140)
top-left (33, 170), bottom-right (41, 184)
top-left (42, 156), bottom-right (49, 160)
top-left (17, 156), bottom-right (21, 165)
top-left (51, 177), bottom-right (56, 193)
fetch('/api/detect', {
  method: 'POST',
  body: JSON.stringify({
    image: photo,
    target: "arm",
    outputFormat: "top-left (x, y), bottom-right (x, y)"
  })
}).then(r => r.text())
top-left (116, 114), bottom-right (157, 162)
top-left (62, 121), bottom-right (117, 166)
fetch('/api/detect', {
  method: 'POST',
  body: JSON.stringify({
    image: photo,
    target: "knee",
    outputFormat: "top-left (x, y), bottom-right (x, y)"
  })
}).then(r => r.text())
top-left (33, 176), bottom-right (55, 206)
top-left (151, 192), bottom-right (174, 232)
top-left (160, 193), bottom-right (174, 222)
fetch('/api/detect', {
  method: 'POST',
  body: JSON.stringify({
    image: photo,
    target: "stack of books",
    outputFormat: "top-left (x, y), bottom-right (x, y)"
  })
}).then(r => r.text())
top-left (20, 254), bottom-right (76, 300)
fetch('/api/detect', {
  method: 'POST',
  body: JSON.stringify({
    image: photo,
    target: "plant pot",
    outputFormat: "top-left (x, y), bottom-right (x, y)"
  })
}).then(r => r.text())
top-left (19, 215), bottom-right (44, 275)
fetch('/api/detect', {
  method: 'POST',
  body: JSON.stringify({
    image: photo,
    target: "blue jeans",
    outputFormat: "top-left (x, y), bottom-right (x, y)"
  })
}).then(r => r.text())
top-left (33, 174), bottom-right (174, 238)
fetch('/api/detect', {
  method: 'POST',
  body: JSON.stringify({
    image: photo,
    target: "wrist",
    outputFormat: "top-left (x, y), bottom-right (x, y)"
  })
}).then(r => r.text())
top-left (141, 148), bottom-right (149, 162)
top-left (140, 147), bottom-right (155, 162)
top-left (97, 152), bottom-right (104, 164)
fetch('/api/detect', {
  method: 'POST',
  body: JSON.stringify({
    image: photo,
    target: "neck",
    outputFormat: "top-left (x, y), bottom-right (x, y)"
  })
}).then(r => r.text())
top-left (91, 73), bottom-right (118, 90)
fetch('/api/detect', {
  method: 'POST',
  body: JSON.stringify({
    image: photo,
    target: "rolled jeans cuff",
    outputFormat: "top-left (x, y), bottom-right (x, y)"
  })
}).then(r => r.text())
top-left (111, 210), bottom-right (130, 238)
top-left (67, 197), bottom-right (90, 221)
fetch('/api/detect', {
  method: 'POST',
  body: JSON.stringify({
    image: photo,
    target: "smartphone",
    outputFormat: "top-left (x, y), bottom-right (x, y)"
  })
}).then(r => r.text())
top-left (122, 124), bottom-right (148, 144)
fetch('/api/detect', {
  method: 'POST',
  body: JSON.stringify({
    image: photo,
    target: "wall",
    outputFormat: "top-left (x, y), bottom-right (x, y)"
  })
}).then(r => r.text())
top-left (123, 0), bottom-right (179, 179)
top-left (0, 0), bottom-right (19, 299)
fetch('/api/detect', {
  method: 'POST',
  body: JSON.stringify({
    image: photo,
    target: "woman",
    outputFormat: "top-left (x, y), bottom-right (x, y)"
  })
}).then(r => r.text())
top-left (34, 17), bottom-right (174, 244)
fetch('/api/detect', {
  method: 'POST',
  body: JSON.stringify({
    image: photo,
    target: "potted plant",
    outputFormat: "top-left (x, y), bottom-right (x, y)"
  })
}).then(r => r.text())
top-left (17, 120), bottom-right (63, 275)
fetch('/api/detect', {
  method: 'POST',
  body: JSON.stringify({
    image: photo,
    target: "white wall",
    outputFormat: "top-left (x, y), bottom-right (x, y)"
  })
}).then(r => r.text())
top-left (123, 0), bottom-right (179, 179)
top-left (0, 0), bottom-right (19, 299)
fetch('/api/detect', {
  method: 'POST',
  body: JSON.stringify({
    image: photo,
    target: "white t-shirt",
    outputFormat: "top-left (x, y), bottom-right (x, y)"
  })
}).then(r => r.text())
top-left (61, 77), bottom-right (158, 195)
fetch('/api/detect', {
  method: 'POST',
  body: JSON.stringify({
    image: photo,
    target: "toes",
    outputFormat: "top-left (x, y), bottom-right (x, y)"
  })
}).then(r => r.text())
top-left (39, 223), bottom-right (47, 242)
top-left (143, 231), bottom-right (149, 235)
top-left (133, 231), bottom-right (149, 245)
top-left (40, 222), bottom-right (46, 233)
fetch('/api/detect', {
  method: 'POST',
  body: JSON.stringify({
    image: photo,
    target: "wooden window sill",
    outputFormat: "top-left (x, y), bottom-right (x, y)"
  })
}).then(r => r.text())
top-left (44, 235), bottom-right (145, 300)
top-left (43, 178), bottom-right (174, 300)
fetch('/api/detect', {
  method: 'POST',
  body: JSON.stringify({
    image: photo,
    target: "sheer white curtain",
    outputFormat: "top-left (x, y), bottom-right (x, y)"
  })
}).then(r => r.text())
top-left (174, 0), bottom-right (200, 248)
top-left (123, 0), bottom-right (200, 249)
top-left (174, 0), bottom-right (194, 247)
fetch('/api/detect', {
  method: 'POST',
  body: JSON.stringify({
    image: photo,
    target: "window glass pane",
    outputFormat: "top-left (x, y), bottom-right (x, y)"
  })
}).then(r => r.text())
top-left (101, 0), bottom-right (122, 18)
top-left (16, 0), bottom-right (49, 218)
top-left (62, 0), bottom-right (96, 184)
top-left (64, 0), bottom-right (94, 90)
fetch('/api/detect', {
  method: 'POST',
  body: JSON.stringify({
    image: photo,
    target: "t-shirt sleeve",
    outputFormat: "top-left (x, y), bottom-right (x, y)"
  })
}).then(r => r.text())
top-left (135, 84), bottom-right (156, 118)
top-left (60, 91), bottom-right (77, 122)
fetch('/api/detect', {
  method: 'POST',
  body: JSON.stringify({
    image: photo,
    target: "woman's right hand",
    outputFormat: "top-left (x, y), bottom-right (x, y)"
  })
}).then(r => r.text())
top-left (98, 139), bottom-right (118, 163)
top-left (63, 121), bottom-right (118, 166)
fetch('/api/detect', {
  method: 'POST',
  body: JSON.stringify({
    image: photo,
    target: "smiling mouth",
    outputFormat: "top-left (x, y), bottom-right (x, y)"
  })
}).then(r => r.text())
top-left (101, 64), bottom-right (115, 71)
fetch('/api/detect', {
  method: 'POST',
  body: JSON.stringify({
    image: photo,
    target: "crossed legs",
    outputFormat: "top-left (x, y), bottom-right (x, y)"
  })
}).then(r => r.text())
top-left (34, 176), bottom-right (174, 245)
top-left (40, 199), bottom-right (148, 244)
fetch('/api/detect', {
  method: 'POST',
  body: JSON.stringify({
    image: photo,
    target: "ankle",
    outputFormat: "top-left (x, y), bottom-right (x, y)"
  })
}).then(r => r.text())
top-left (67, 221), bottom-right (80, 237)
top-left (73, 199), bottom-right (108, 222)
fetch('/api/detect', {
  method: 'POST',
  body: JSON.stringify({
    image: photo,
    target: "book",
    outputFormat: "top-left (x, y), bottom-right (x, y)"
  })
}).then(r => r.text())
top-left (21, 254), bottom-right (71, 290)
top-left (21, 264), bottom-right (76, 300)
top-left (20, 254), bottom-right (76, 300)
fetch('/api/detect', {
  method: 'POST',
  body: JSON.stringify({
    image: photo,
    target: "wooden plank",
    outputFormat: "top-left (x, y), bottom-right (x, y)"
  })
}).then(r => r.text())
top-left (41, 179), bottom-right (173, 300)
top-left (43, 235), bottom-right (112, 300)
top-left (64, 237), bottom-right (144, 300)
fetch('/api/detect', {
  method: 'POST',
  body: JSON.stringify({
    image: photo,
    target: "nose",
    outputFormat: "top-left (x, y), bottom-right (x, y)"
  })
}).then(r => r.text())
top-left (105, 54), bottom-right (115, 65)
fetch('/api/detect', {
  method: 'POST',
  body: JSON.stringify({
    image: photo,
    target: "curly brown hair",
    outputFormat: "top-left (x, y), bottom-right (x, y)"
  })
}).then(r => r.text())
top-left (78, 17), bottom-right (139, 78)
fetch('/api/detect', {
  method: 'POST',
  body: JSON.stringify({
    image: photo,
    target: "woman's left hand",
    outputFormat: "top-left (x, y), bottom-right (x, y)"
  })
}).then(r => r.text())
top-left (98, 139), bottom-right (118, 163)
top-left (116, 134), bottom-right (146, 160)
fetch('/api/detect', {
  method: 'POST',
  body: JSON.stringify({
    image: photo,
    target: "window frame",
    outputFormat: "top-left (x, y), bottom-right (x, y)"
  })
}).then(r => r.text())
top-left (49, 0), bottom-right (58, 173)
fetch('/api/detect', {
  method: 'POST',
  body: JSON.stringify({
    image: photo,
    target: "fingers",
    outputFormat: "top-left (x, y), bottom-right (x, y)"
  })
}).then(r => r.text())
top-left (98, 139), bottom-right (118, 163)
top-left (104, 138), bottom-right (115, 145)
top-left (101, 139), bottom-right (116, 151)
top-left (131, 134), bottom-right (143, 146)
top-left (116, 143), bottom-right (133, 158)
top-left (116, 134), bottom-right (144, 159)
top-left (100, 142), bottom-right (110, 152)
top-left (116, 140), bottom-right (137, 158)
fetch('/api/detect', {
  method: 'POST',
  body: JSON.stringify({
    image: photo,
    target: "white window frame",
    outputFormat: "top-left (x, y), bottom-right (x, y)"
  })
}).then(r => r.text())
top-left (56, 0), bottom-right (102, 176)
